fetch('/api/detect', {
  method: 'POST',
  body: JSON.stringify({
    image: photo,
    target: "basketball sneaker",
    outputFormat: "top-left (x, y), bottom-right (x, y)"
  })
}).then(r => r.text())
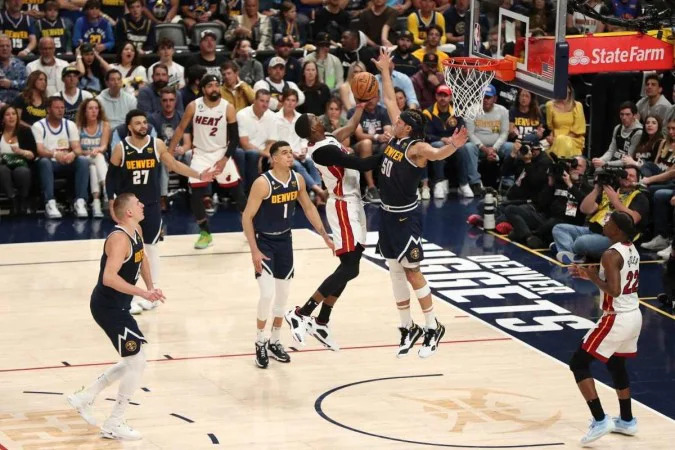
top-left (418, 319), bottom-right (446, 358)
top-left (129, 298), bottom-right (143, 315)
top-left (306, 317), bottom-right (340, 351)
top-left (612, 417), bottom-right (638, 436)
top-left (284, 307), bottom-right (307, 345)
top-left (255, 340), bottom-right (269, 368)
top-left (267, 341), bottom-right (291, 363)
top-left (67, 387), bottom-right (97, 425)
top-left (194, 231), bottom-right (213, 249)
top-left (100, 419), bottom-right (142, 440)
top-left (396, 323), bottom-right (423, 358)
top-left (580, 414), bottom-right (615, 445)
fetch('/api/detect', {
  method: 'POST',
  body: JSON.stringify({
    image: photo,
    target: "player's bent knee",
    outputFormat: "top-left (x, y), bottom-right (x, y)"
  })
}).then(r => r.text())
top-left (569, 348), bottom-right (593, 383)
top-left (387, 259), bottom-right (410, 302)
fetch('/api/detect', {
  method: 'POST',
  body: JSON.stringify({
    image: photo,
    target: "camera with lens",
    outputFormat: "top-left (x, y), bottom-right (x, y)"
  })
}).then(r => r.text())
top-left (595, 167), bottom-right (627, 190)
top-left (517, 133), bottom-right (541, 157)
top-left (548, 154), bottom-right (579, 184)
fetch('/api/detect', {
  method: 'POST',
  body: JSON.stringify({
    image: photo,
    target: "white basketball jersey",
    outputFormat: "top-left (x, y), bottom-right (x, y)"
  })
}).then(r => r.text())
top-left (192, 97), bottom-right (229, 153)
top-left (599, 242), bottom-right (640, 313)
top-left (308, 134), bottom-right (361, 200)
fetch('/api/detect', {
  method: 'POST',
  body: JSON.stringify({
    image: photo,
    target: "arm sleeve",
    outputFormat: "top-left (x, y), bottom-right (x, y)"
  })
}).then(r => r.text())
top-left (105, 163), bottom-right (120, 199)
top-left (226, 122), bottom-right (239, 157)
top-left (312, 145), bottom-right (382, 172)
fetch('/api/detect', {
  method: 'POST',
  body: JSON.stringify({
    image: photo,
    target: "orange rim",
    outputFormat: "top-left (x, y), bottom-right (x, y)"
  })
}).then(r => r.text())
top-left (443, 56), bottom-right (517, 82)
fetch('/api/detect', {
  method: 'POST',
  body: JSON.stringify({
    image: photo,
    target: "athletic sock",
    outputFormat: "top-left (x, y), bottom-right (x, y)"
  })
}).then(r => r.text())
top-left (316, 304), bottom-right (333, 325)
top-left (198, 220), bottom-right (210, 234)
top-left (619, 398), bottom-right (633, 421)
top-left (270, 327), bottom-right (281, 344)
top-left (423, 308), bottom-right (436, 329)
top-left (587, 398), bottom-right (605, 421)
top-left (397, 303), bottom-right (412, 328)
top-left (298, 299), bottom-right (319, 316)
top-left (256, 329), bottom-right (266, 345)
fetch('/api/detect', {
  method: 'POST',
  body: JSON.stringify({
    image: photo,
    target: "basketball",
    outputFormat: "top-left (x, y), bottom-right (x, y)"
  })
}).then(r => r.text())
top-left (351, 72), bottom-right (379, 101)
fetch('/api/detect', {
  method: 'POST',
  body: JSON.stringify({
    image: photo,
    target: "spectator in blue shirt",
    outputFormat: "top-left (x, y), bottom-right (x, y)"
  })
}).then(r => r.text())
top-left (0, 35), bottom-right (27, 106)
top-left (375, 62), bottom-right (419, 110)
top-left (72, 0), bottom-right (115, 53)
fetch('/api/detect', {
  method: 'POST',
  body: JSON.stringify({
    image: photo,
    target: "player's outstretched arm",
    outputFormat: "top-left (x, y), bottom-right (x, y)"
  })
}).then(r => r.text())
top-left (312, 144), bottom-right (382, 172)
top-left (168, 101), bottom-right (195, 154)
top-left (410, 127), bottom-right (468, 161)
top-left (372, 47), bottom-right (400, 125)
top-left (332, 102), bottom-right (366, 143)
top-left (102, 233), bottom-right (158, 301)
top-left (242, 177), bottom-right (271, 273)
top-left (157, 139), bottom-right (218, 181)
top-left (296, 176), bottom-right (334, 251)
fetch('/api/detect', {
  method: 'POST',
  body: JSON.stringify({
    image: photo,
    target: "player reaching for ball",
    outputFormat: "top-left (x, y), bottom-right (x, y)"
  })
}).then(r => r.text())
top-left (373, 47), bottom-right (468, 358)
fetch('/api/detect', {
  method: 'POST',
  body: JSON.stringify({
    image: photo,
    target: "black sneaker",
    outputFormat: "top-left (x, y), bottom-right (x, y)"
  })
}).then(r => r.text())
top-left (255, 341), bottom-right (269, 368)
top-left (396, 323), bottom-right (423, 358)
top-left (470, 183), bottom-right (486, 197)
top-left (418, 320), bottom-right (446, 358)
top-left (267, 341), bottom-right (291, 363)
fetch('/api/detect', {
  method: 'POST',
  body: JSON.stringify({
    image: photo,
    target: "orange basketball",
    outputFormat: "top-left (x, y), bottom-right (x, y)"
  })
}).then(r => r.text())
top-left (351, 72), bottom-right (379, 101)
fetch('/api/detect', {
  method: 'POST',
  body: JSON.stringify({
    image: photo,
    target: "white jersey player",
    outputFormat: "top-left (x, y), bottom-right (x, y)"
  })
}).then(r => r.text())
top-left (168, 74), bottom-right (243, 250)
top-left (568, 211), bottom-right (643, 445)
top-left (284, 106), bottom-right (382, 350)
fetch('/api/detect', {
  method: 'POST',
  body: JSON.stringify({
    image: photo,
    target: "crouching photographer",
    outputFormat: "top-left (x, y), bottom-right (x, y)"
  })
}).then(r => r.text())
top-left (551, 165), bottom-right (649, 263)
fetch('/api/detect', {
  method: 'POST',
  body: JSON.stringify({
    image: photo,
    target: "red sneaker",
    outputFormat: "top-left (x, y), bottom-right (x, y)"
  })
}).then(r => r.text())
top-left (467, 214), bottom-right (483, 227)
top-left (495, 222), bottom-right (513, 235)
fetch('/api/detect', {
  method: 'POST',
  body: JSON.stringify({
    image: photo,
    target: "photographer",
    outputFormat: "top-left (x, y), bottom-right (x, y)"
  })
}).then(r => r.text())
top-left (591, 102), bottom-right (643, 170)
top-left (552, 166), bottom-right (649, 263)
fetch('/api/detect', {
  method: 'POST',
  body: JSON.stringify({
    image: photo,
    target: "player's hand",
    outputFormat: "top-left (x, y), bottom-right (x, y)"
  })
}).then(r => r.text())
top-left (322, 233), bottom-right (335, 252)
top-left (252, 249), bottom-right (270, 274)
top-left (569, 264), bottom-right (597, 280)
top-left (199, 167), bottom-right (219, 182)
top-left (148, 288), bottom-right (166, 303)
top-left (371, 46), bottom-right (393, 73)
top-left (355, 101), bottom-right (367, 111)
top-left (214, 157), bottom-right (228, 173)
top-left (174, 145), bottom-right (185, 156)
top-left (450, 127), bottom-right (469, 149)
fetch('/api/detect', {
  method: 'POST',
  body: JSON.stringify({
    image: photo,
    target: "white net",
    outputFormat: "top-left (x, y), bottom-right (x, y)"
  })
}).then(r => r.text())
top-left (443, 59), bottom-right (497, 121)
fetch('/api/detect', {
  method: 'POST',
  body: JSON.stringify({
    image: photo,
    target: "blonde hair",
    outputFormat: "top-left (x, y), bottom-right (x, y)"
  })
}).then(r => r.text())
top-left (346, 61), bottom-right (366, 83)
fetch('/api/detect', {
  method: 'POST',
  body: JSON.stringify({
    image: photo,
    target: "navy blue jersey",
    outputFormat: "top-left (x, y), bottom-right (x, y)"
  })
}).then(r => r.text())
top-left (36, 18), bottom-right (70, 53)
top-left (0, 11), bottom-right (35, 55)
top-left (92, 226), bottom-right (144, 308)
top-left (59, 89), bottom-right (84, 122)
top-left (118, 136), bottom-right (162, 205)
top-left (254, 170), bottom-right (300, 234)
top-left (378, 137), bottom-right (424, 211)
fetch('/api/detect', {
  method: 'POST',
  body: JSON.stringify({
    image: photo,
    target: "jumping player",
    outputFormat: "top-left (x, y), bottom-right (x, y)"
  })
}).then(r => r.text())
top-left (569, 211), bottom-right (642, 445)
top-left (67, 193), bottom-right (166, 440)
top-left (168, 74), bottom-right (244, 250)
top-left (106, 109), bottom-right (218, 314)
top-left (284, 103), bottom-right (383, 350)
top-left (373, 48), bottom-right (468, 358)
top-left (242, 141), bottom-right (334, 369)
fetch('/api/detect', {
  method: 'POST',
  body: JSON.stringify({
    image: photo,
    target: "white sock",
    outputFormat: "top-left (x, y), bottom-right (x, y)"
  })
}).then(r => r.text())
top-left (256, 329), bottom-right (266, 344)
top-left (108, 349), bottom-right (146, 423)
top-left (270, 327), bottom-right (281, 344)
top-left (397, 302), bottom-right (412, 328)
top-left (84, 360), bottom-right (126, 401)
top-left (423, 307), bottom-right (437, 329)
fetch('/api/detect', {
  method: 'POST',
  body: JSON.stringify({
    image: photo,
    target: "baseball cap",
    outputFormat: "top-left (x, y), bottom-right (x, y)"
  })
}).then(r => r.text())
top-left (268, 56), bottom-right (286, 68)
top-left (521, 133), bottom-right (541, 148)
top-left (436, 85), bottom-right (452, 96)
top-left (315, 32), bottom-right (330, 46)
top-left (422, 53), bottom-right (438, 67)
top-left (398, 30), bottom-right (413, 40)
top-left (484, 84), bottom-right (497, 97)
top-left (200, 30), bottom-right (217, 41)
top-left (62, 65), bottom-right (81, 79)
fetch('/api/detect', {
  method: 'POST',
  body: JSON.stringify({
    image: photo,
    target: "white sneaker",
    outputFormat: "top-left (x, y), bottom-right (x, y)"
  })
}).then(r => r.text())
top-left (641, 234), bottom-right (671, 251)
top-left (100, 419), bottom-right (142, 441)
top-left (284, 307), bottom-right (308, 346)
top-left (657, 246), bottom-right (672, 260)
top-left (74, 198), bottom-right (88, 218)
top-left (129, 298), bottom-right (143, 315)
top-left (306, 317), bottom-right (340, 351)
top-left (67, 388), bottom-right (97, 425)
top-left (612, 417), bottom-right (638, 436)
top-left (433, 183), bottom-right (446, 199)
top-left (421, 185), bottom-right (431, 200)
top-left (45, 199), bottom-right (62, 219)
top-left (92, 198), bottom-right (103, 218)
top-left (458, 184), bottom-right (475, 198)
top-left (580, 415), bottom-right (615, 445)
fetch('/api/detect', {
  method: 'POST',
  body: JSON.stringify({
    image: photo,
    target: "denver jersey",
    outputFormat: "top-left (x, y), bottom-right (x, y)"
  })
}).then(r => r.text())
top-left (307, 134), bottom-right (361, 201)
top-left (378, 137), bottom-right (423, 211)
top-left (254, 170), bottom-right (300, 234)
top-left (599, 242), bottom-right (640, 313)
top-left (192, 97), bottom-right (229, 153)
top-left (118, 136), bottom-right (161, 205)
top-left (92, 226), bottom-right (144, 309)
top-left (0, 11), bottom-right (35, 55)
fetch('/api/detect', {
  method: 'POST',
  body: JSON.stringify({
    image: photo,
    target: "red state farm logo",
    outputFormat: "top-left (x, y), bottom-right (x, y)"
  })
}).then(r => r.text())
top-left (569, 49), bottom-right (590, 66)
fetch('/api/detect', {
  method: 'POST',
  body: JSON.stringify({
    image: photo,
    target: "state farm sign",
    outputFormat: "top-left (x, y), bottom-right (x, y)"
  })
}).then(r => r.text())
top-left (567, 34), bottom-right (672, 74)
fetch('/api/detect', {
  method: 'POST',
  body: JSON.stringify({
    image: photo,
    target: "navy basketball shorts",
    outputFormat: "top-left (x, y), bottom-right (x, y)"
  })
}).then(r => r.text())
top-left (377, 206), bottom-right (424, 265)
top-left (140, 201), bottom-right (162, 244)
top-left (255, 231), bottom-right (294, 280)
top-left (90, 296), bottom-right (146, 357)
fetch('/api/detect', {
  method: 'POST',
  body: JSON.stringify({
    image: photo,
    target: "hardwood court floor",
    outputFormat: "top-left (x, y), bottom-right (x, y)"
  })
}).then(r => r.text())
top-left (1, 230), bottom-right (673, 449)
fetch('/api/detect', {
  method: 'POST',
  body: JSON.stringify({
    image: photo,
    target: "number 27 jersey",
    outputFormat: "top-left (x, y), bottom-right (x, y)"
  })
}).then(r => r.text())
top-left (118, 136), bottom-right (162, 205)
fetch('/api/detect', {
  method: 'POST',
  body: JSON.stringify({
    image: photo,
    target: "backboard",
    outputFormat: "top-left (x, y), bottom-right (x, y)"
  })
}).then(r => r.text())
top-left (468, 0), bottom-right (569, 99)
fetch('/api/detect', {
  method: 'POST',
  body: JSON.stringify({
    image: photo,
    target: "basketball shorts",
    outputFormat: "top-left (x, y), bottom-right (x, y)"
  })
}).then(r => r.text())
top-left (189, 149), bottom-right (240, 188)
top-left (377, 206), bottom-right (424, 265)
top-left (582, 309), bottom-right (642, 362)
top-left (140, 201), bottom-right (162, 244)
top-left (255, 231), bottom-right (294, 279)
top-left (326, 198), bottom-right (367, 256)
top-left (90, 294), bottom-right (146, 357)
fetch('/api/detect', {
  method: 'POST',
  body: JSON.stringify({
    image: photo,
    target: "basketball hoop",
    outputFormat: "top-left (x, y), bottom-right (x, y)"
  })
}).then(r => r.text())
top-left (442, 57), bottom-right (516, 120)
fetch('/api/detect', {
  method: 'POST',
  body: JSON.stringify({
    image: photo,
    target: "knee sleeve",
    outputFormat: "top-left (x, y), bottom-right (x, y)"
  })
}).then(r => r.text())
top-left (256, 271), bottom-right (275, 321)
top-left (387, 259), bottom-right (410, 302)
top-left (606, 356), bottom-right (630, 390)
top-left (190, 186), bottom-right (209, 222)
top-left (569, 347), bottom-right (594, 383)
top-left (144, 243), bottom-right (160, 285)
top-left (119, 347), bottom-right (146, 397)
top-left (272, 279), bottom-right (290, 318)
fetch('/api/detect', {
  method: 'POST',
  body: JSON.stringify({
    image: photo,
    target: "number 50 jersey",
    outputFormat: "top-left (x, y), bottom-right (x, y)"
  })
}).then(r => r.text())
top-left (118, 136), bottom-right (162, 205)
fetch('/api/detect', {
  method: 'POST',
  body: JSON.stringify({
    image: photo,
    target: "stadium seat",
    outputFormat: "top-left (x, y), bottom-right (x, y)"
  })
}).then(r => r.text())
top-left (155, 24), bottom-right (189, 52)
